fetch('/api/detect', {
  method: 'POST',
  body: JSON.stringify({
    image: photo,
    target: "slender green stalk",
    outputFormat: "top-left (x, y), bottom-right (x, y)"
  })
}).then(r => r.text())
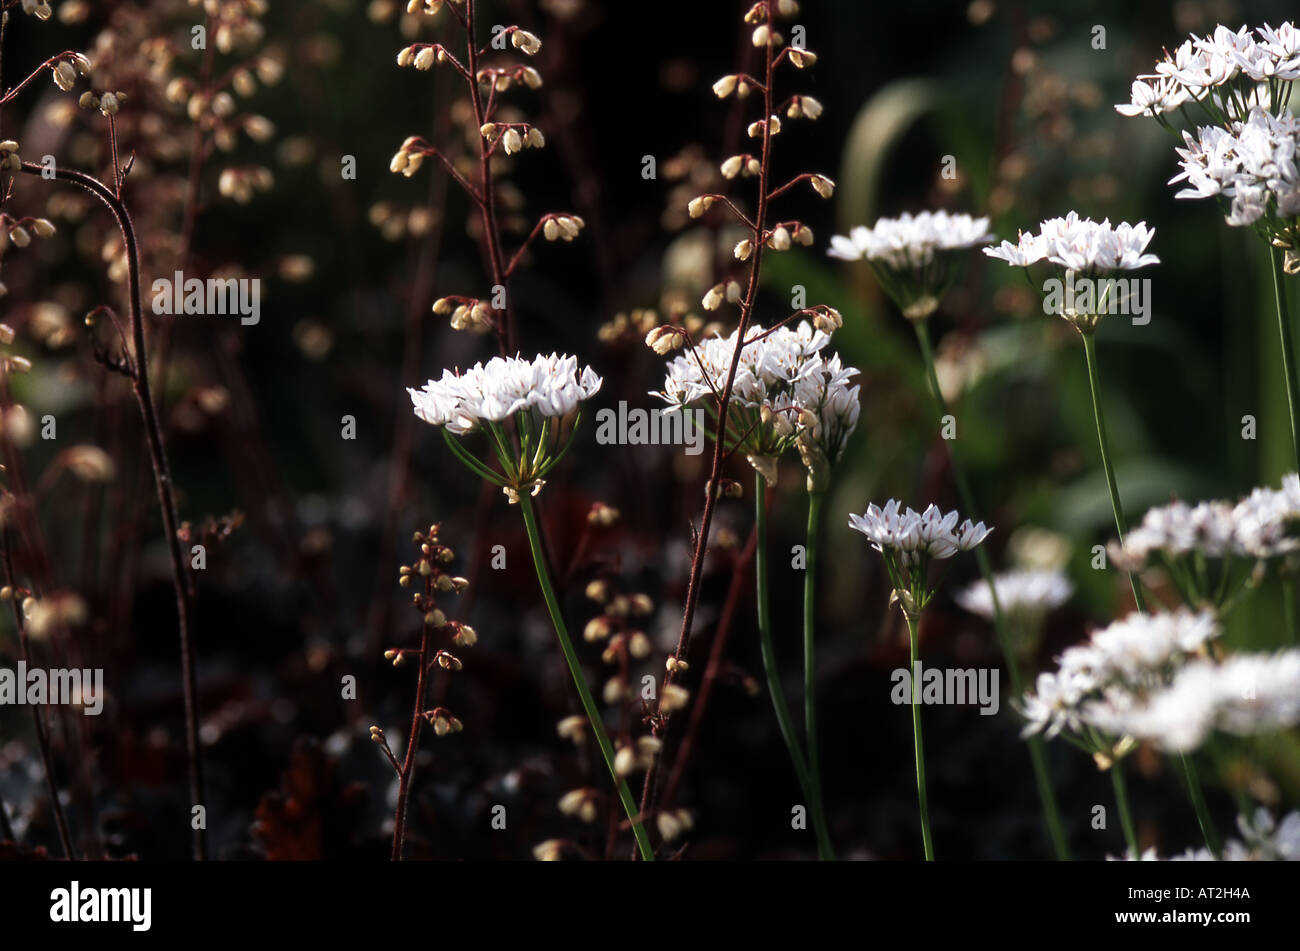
top-left (1268, 246), bottom-right (1300, 471)
top-left (802, 489), bottom-right (834, 859)
top-left (903, 611), bottom-right (934, 861)
top-left (1179, 753), bottom-right (1221, 859)
top-left (1285, 577), bottom-right (1298, 646)
top-left (1080, 333), bottom-right (1148, 612)
top-left (1082, 333), bottom-right (1223, 857)
top-left (1109, 762), bottom-right (1140, 859)
top-left (913, 321), bottom-right (1071, 860)
top-left (517, 493), bottom-right (654, 861)
top-left (755, 472), bottom-right (832, 859)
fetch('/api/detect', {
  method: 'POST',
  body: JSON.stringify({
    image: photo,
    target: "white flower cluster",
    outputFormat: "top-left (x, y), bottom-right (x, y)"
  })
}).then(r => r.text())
top-left (652, 321), bottom-right (860, 469)
top-left (848, 501), bottom-right (992, 568)
top-left (1086, 649), bottom-right (1300, 753)
top-left (1116, 23), bottom-right (1300, 119)
top-left (955, 569), bottom-right (1072, 621)
top-left (1114, 473), bottom-right (1300, 570)
top-left (1019, 609), bottom-right (1219, 740)
top-left (828, 211), bottom-right (994, 271)
top-left (983, 212), bottom-right (1160, 273)
top-left (1115, 809), bottom-right (1300, 861)
top-left (1171, 108), bottom-right (1300, 227)
top-left (409, 353), bottom-right (602, 435)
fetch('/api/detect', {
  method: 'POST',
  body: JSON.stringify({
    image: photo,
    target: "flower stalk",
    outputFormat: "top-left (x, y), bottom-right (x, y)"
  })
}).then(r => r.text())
top-left (518, 492), bottom-right (654, 861)
top-left (913, 320), bottom-right (1071, 860)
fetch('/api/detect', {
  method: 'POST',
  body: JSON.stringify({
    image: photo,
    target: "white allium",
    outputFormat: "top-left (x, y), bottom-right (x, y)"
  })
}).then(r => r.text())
top-left (1109, 809), bottom-right (1300, 861)
top-left (955, 569), bottom-right (1072, 621)
top-left (848, 500), bottom-right (992, 568)
top-left (1086, 650), bottom-right (1300, 752)
top-left (1170, 109), bottom-right (1300, 228)
top-left (409, 353), bottom-right (602, 435)
top-left (983, 212), bottom-right (1159, 273)
top-left (828, 211), bottom-right (994, 271)
top-left (1019, 609), bottom-right (1220, 740)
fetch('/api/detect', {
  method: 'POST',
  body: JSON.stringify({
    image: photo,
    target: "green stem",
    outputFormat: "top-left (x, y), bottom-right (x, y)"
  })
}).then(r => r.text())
top-left (1080, 332), bottom-right (1148, 613)
top-left (1179, 753), bottom-right (1221, 859)
top-left (1269, 245), bottom-right (1300, 472)
top-left (517, 493), bottom-right (654, 861)
top-left (802, 489), bottom-right (834, 860)
top-left (754, 472), bottom-right (831, 858)
top-left (1109, 762), bottom-right (1140, 859)
top-left (1083, 335), bottom-right (1223, 854)
top-left (904, 611), bottom-right (934, 861)
top-left (913, 320), bottom-right (1071, 860)
top-left (1285, 577), bottom-right (1298, 646)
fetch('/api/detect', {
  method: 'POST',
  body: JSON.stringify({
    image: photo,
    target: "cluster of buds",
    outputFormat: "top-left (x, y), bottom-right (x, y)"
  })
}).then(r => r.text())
top-left (720, 153), bottom-right (762, 180)
top-left (77, 89), bottom-right (127, 118)
top-left (20, 0), bottom-right (54, 20)
top-left (557, 787), bottom-right (599, 824)
top-left (50, 53), bottom-right (92, 92)
top-left (383, 524), bottom-right (474, 738)
top-left (1, 584), bottom-right (88, 641)
top-left (1, 213), bottom-right (57, 251)
top-left (583, 580), bottom-right (654, 705)
top-left (397, 43), bottom-right (453, 71)
top-left (480, 122), bottom-right (545, 155)
top-left (432, 295), bottom-right (496, 333)
top-left (406, 0), bottom-right (452, 15)
top-left (216, 166), bottom-right (273, 204)
top-left (389, 136), bottom-right (428, 178)
top-left (613, 735), bottom-right (662, 777)
top-left (656, 807), bottom-right (694, 842)
top-left (0, 141), bottom-right (20, 172)
top-left (700, 279), bottom-right (743, 312)
top-left (477, 64), bottom-right (543, 93)
top-left (541, 214), bottom-right (584, 243)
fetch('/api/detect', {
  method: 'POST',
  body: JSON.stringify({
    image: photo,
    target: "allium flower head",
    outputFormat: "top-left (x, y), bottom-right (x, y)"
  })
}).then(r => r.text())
top-left (410, 353), bottom-right (601, 434)
top-left (983, 213), bottom-right (1158, 332)
top-left (1111, 474), bottom-right (1300, 607)
top-left (1085, 649), bottom-right (1300, 753)
top-left (849, 500), bottom-right (991, 615)
top-left (1119, 22), bottom-right (1300, 266)
top-left (653, 321), bottom-right (859, 484)
top-left (956, 569), bottom-right (1072, 625)
top-left (829, 211), bottom-right (994, 319)
top-left (1019, 609), bottom-right (1220, 744)
top-left (409, 353), bottom-right (601, 501)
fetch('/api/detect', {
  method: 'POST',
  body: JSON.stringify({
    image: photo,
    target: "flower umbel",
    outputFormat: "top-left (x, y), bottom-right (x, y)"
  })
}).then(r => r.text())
top-left (829, 211), bottom-right (994, 320)
top-left (409, 352), bottom-right (601, 500)
top-left (849, 500), bottom-right (992, 616)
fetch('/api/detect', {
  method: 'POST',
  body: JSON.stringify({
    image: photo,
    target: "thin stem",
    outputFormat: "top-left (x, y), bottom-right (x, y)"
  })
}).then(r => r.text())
top-left (1285, 577), bottom-right (1298, 646)
top-left (391, 623), bottom-right (430, 861)
top-left (1179, 753), bottom-right (1221, 860)
top-left (1109, 762), bottom-right (1139, 859)
top-left (21, 161), bottom-right (206, 860)
top-left (801, 489), bottom-right (833, 859)
top-left (1082, 336), bottom-right (1228, 854)
top-left (904, 612), bottom-right (934, 861)
top-left (641, 4), bottom-right (779, 824)
top-left (2, 523), bottom-right (75, 859)
top-left (754, 473), bottom-right (825, 856)
top-left (1080, 333), bottom-right (1147, 612)
top-left (913, 320), bottom-right (1071, 860)
top-left (1269, 246), bottom-right (1300, 471)
top-left (517, 493), bottom-right (653, 861)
